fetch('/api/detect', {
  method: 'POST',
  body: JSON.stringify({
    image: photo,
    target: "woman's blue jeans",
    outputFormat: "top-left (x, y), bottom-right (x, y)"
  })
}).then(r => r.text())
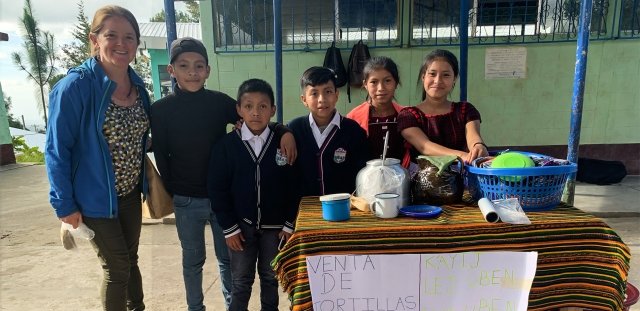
top-left (173, 195), bottom-right (232, 311)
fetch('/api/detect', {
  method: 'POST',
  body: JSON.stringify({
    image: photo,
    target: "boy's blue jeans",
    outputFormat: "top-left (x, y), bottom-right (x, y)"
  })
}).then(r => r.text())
top-left (229, 223), bottom-right (280, 311)
top-left (173, 195), bottom-right (232, 311)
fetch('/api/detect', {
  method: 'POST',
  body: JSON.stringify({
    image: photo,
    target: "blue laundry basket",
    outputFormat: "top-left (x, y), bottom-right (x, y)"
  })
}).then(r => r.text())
top-left (466, 153), bottom-right (577, 211)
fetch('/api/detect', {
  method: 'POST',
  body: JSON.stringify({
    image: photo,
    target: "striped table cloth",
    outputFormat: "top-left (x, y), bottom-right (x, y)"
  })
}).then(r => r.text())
top-left (273, 197), bottom-right (631, 311)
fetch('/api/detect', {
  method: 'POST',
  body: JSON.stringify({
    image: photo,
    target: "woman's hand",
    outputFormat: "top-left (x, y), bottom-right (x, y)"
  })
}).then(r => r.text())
top-left (59, 211), bottom-right (82, 229)
top-left (279, 132), bottom-right (297, 165)
top-left (226, 232), bottom-right (245, 251)
top-left (465, 143), bottom-right (489, 163)
top-left (464, 120), bottom-right (487, 163)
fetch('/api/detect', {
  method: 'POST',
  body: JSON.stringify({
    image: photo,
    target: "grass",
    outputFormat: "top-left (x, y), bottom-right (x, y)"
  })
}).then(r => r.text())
top-left (12, 136), bottom-right (44, 164)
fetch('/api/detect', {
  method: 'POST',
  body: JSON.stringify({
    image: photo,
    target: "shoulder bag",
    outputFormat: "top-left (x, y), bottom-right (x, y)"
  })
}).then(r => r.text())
top-left (142, 154), bottom-right (174, 219)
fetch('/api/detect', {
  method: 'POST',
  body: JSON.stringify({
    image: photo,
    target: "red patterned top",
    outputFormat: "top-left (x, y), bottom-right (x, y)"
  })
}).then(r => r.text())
top-left (397, 101), bottom-right (481, 158)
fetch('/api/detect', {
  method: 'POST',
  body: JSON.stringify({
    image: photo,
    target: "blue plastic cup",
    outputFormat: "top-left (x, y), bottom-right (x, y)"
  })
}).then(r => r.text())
top-left (319, 193), bottom-right (351, 221)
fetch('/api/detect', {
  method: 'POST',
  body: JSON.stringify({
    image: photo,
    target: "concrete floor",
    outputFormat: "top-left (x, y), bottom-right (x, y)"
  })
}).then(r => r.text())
top-left (0, 164), bottom-right (638, 310)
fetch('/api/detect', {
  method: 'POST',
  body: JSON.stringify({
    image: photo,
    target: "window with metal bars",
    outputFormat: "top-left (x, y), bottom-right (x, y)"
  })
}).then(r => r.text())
top-left (213, 0), bottom-right (401, 52)
top-left (410, 0), bottom-right (637, 46)
top-left (211, 0), bottom-right (638, 51)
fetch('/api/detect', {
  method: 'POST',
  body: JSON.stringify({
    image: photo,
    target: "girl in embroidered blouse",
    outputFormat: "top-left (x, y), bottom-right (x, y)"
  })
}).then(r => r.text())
top-left (397, 49), bottom-right (489, 165)
top-left (346, 56), bottom-right (405, 160)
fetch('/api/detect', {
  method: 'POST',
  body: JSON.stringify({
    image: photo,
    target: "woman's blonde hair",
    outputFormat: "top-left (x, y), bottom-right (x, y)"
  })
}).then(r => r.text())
top-left (89, 5), bottom-right (140, 56)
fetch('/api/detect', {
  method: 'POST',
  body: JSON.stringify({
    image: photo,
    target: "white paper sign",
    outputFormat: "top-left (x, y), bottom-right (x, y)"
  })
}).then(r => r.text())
top-left (485, 47), bottom-right (527, 79)
top-left (306, 252), bottom-right (538, 311)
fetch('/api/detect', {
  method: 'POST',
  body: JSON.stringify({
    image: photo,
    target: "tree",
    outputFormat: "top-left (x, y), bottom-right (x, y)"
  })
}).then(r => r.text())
top-left (11, 0), bottom-right (57, 127)
top-left (48, 73), bottom-right (65, 91)
top-left (59, 0), bottom-right (91, 71)
top-left (133, 54), bottom-right (155, 102)
top-left (150, 1), bottom-right (200, 23)
top-left (185, 0), bottom-right (200, 22)
top-left (150, 10), bottom-right (194, 23)
top-left (4, 96), bottom-right (23, 129)
top-left (12, 135), bottom-right (44, 163)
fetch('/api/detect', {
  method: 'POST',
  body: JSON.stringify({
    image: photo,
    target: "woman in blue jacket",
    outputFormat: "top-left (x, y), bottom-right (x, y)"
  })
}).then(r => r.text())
top-left (45, 5), bottom-right (150, 310)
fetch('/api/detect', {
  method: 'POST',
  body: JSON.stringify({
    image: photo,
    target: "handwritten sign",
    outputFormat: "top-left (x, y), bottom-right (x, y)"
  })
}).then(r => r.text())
top-left (306, 252), bottom-right (538, 311)
top-left (485, 47), bottom-right (527, 79)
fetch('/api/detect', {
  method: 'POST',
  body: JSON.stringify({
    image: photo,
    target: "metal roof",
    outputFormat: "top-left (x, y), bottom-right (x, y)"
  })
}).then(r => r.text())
top-left (139, 22), bottom-right (201, 50)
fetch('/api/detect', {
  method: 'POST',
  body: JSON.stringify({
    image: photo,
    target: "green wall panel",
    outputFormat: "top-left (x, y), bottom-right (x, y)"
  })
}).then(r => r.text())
top-left (234, 55), bottom-right (267, 73)
top-left (216, 56), bottom-right (235, 72)
top-left (194, 40), bottom-right (640, 146)
top-left (148, 49), bottom-right (169, 101)
top-left (0, 83), bottom-right (11, 145)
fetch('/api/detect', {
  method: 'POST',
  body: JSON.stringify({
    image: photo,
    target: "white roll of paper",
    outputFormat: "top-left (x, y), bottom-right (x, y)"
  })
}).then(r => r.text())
top-left (478, 198), bottom-right (499, 223)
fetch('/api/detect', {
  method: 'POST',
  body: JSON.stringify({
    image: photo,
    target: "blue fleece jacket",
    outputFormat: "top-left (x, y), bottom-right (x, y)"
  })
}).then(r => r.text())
top-left (45, 57), bottom-right (151, 218)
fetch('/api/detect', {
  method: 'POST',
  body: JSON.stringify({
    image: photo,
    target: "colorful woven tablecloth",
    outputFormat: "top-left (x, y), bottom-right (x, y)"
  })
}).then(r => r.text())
top-left (273, 197), bottom-right (631, 311)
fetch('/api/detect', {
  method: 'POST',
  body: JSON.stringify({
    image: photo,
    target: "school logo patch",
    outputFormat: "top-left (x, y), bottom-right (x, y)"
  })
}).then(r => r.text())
top-left (333, 148), bottom-right (347, 163)
top-left (275, 148), bottom-right (288, 166)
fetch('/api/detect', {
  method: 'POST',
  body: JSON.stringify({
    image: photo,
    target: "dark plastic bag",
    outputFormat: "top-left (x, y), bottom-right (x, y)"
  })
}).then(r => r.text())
top-left (411, 158), bottom-right (463, 205)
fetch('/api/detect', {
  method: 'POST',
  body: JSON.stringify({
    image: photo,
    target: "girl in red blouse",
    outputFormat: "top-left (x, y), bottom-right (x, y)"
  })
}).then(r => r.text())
top-left (346, 56), bottom-right (405, 160)
top-left (398, 49), bottom-right (488, 165)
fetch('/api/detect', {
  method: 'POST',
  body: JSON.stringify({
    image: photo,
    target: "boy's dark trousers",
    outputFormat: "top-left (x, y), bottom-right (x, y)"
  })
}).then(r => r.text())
top-left (84, 189), bottom-right (145, 311)
top-left (228, 222), bottom-right (280, 311)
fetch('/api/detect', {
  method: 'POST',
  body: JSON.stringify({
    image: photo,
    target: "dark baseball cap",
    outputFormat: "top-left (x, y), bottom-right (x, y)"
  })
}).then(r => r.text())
top-left (169, 37), bottom-right (208, 64)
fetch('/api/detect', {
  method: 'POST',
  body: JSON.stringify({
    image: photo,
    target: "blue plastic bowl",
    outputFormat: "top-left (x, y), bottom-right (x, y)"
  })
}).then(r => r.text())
top-left (320, 193), bottom-right (351, 221)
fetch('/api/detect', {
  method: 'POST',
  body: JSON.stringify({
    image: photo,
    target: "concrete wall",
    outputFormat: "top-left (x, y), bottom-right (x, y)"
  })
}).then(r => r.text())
top-left (199, 40), bottom-right (640, 149)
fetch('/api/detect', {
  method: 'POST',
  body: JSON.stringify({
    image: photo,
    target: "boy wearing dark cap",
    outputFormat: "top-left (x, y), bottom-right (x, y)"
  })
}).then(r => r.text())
top-left (151, 37), bottom-right (296, 311)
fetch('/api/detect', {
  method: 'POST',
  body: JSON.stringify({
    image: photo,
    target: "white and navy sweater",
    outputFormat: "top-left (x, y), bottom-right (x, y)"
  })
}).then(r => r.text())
top-left (207, 129), bottom-right (300, 237)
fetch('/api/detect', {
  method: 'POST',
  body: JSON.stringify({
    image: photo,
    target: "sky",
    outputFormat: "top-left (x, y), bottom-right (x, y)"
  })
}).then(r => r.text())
top-left (0, 0), bottom-right (185, 130)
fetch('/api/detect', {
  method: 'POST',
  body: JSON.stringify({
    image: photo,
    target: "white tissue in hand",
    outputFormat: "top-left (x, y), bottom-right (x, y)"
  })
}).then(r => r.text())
top-left (61, 222), bottom-right (95, 240)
